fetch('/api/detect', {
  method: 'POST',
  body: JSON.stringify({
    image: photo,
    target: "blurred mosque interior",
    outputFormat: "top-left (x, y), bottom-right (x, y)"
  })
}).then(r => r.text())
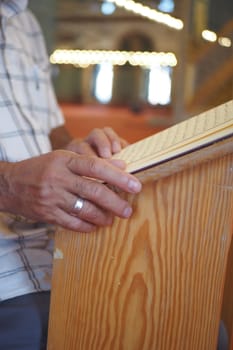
top-left (29, 0), bottom-right (233, 143)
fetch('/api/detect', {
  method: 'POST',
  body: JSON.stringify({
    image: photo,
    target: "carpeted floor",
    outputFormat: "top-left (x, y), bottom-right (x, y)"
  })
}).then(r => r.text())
top-left (60, 103), bottom-right (171, 144)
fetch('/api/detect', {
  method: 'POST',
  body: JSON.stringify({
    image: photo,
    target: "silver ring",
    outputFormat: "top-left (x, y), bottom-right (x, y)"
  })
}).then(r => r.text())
top-left (74, 197), bottom-right (84, 211)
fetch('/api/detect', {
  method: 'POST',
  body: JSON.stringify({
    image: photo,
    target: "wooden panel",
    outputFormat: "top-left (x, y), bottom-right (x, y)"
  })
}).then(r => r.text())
top-left (48, 153), bottom-right (233, 350)
top-left (221, 236), bottom-right (233, 348)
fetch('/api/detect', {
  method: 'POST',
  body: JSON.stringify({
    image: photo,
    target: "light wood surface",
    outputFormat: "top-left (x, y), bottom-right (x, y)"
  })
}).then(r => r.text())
top-left (113, 99), bottom-right (233, 173)
top-left (221, 237), bottom-right (233, 349)
top-left (48, 151), bottom-right (233, 350)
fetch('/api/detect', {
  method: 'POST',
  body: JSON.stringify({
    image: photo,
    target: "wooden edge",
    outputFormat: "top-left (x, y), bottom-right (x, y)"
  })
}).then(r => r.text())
top-left (134, 135), bottom-right (233, 184)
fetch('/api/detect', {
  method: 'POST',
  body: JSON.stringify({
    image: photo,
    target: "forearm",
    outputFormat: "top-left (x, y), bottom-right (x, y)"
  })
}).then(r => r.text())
top-left (0, 161), bottom-right (14, 212)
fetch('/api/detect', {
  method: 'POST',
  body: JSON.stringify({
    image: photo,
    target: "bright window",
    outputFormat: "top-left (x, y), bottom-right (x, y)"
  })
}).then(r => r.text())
top-left (158, 0), bottom-right (174, 13)
top-left (94, 63), bottom-right (113, 104)
top-left (147, 66), bottom-right (172, 106)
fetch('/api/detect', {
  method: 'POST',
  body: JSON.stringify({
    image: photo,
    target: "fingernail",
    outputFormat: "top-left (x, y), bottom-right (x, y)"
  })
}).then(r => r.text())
top-left (123, 206), bottom-right (132, 218)
top-left (128, 179), bottom-right (142, 193)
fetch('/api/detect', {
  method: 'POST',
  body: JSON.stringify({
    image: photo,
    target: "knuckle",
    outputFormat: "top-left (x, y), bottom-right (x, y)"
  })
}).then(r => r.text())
top-left (37, 186), bottom-right (50, 200)
top-left (87, 157), bottom-right (100, 175)
top-left (90, 183), bottom-right (103, 199)
top-left (37, 170), bottom-right (56, 195)
top-left (47, 150), bottom-right (62, 165)
top-left (38, 171), bottom-right (52, 185)
top-left (85, 206), bottom-right (100, 222)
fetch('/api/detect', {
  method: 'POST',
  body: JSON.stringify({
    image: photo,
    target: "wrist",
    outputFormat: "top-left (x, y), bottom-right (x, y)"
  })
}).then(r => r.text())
top-left (0, 161), bottom-right (14, 212)
top-left (50, 125), bottom-right (73, 150)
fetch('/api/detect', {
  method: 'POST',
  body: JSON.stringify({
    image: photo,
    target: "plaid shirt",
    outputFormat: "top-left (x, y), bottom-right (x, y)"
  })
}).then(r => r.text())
top-left (0, 0), bottom-right (64, 300)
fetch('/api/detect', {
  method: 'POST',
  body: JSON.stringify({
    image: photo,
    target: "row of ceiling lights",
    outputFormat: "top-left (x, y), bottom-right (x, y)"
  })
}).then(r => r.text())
top-left (51, 0), bottom-right (231, 68)
top-left (104, 0), bottom-right (232, 47)
top-left (202, 30), bottom-right (232, 47)
top-left (50, 49), bottom-right (177, 68)
top-left (105, 0), bottom-right (183, 30)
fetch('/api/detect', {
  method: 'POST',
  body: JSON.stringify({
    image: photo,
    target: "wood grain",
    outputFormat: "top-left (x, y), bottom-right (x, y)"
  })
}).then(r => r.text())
top-left (48, 153), bottom-right (233, 350)
top-left (221, 236), bottom-right (233, 349)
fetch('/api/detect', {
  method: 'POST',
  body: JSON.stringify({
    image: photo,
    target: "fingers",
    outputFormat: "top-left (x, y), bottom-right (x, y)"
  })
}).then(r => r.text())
top-left (56, 173), bottom-right (133, 221)
top-left (102, 127), bottom-right (128, 153)
top-left (71, 196), bottom-right (114, 226)
top-left (66, 127), bottom-right (129, 159)
top-left (68, 174), bottom-right (134, 218)
top-left (107, 158), bottom-right (126, 170)
top-left (66, 139), bottom-right (97, 157)
top-left (54, 180), bottom-right (130, 231)
top-left (67, 155), bottom-right (142, 195)
top-left (52, 207), bottom-right (97, 232)
top-left (57, 189), bottom-right (114, 226)
top-left (85, 127), bottom-right (129, 158)
top-left (52, 154), bottom-right (141, 229)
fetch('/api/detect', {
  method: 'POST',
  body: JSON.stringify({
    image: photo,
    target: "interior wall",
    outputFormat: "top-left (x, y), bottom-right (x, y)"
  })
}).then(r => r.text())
top-left (28, 0), bottom-right (58, 54)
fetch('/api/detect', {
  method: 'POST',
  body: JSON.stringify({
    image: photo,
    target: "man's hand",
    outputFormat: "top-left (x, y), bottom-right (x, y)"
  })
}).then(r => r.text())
top-left (54, 126), bottom-right (128, 158)
top-left (0, 150), bottom-right (141, 232)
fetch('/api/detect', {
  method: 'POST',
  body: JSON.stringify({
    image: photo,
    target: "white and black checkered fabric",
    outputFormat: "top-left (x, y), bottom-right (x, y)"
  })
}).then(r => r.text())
top-left (0, 0), bottom-right (64, 301)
